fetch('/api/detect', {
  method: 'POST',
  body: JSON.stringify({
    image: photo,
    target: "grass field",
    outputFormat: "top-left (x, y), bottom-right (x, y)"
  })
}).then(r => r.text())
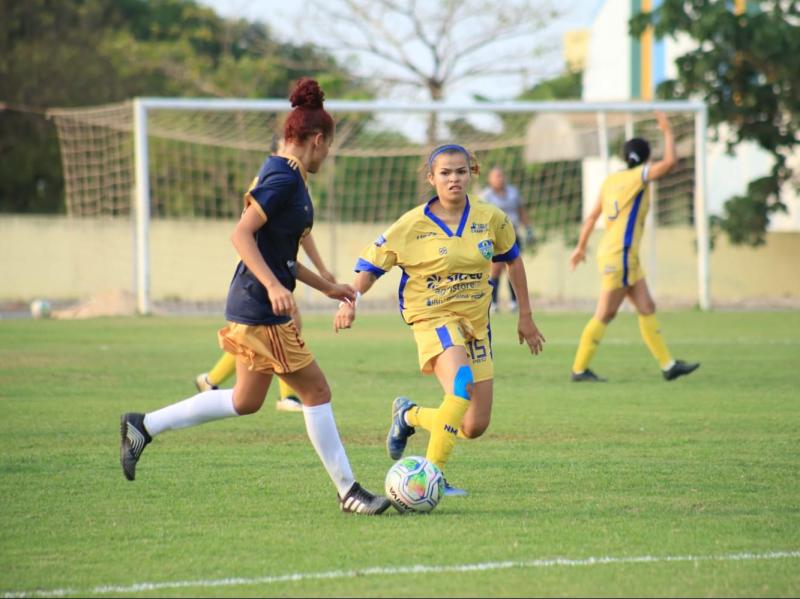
top-left (1, 310), bottom-right (799, 597)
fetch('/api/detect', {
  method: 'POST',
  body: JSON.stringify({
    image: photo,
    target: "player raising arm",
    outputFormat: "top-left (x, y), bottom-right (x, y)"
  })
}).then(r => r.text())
top-left (120, 79), bottom-right (390, 515)
top-left (335, 144), bottom-right (545, 496)
top-left (569, 111), bottom-right (699, 382)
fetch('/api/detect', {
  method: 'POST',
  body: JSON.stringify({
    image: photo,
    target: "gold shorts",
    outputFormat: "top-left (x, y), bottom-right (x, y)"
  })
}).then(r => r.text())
top-left (598, 253), bottom-right (645, 291)
top-left (218, 321), bottom-right (314, 375)
top-left (411, 317), bottom-right (493, 382)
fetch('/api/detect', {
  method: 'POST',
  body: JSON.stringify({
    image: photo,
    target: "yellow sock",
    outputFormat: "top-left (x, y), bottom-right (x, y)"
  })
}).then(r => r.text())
top-left (278, 378), bottom-right (298, 399)
top-left (406, 405), bottom-right (471, 439)
top-left (208, 352), bottom-right (237, 386)
top-left (572, 317), bottom-right (607, 373)
top-left (405, 405), bottom-right (435, 432)
top-left (638, 314), bottom-right (673, 369)
top-left (425, 394), bottom-right (470, 471)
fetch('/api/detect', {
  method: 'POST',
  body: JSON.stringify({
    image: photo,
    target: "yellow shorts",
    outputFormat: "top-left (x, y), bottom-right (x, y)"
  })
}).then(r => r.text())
top-left (218, 321), bottom-right (314, 375)
top-left (598, 253), bottom-right (645, 291)
top-left (411, 317), bottom-right (493, 382)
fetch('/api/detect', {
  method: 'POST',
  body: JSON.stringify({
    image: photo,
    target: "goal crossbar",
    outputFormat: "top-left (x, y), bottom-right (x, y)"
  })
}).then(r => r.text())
top-left (131, 97), bottom-right (709, 315)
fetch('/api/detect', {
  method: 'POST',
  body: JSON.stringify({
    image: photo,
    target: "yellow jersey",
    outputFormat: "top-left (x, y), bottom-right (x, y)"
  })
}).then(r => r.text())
top-left (356, 196), bottom-right (518, 330)
top-left (596, 165), bottom-right (650, 285)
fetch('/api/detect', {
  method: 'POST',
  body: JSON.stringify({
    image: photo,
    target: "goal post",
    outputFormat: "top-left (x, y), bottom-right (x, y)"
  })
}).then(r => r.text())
top-left (51, 98), bottom-right (710, 314)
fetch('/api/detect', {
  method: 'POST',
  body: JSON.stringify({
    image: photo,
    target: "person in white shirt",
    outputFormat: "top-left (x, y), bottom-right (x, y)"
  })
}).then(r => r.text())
top-left (481, 166), bottom-right (535, 312)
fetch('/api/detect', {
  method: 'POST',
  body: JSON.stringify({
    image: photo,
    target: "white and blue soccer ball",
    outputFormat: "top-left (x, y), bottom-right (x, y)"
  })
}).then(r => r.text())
top-left (30, 299), bottom-right (52, 320)
top-left (385, 456), bottom-right (444, 514)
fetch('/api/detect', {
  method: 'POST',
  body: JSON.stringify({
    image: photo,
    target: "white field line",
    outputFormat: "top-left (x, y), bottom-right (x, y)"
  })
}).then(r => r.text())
top-left (3, 550), bottom-right (799, 598)
top-left (493, 338), bottom-right (800, 347)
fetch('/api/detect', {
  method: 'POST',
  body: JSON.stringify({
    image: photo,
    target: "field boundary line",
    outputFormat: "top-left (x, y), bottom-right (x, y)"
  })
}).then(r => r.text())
top-left (3, 549), bottom-right (799, 597)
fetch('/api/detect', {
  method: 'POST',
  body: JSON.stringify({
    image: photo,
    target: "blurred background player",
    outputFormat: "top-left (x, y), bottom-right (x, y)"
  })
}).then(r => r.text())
top-left (195, 231), bottom-right (337, 413)
top-left (569, 112), bottom-right (700, 383)
top-left (120, 78), bottom-right (390, 515)
top-left (481, 166), bottom-right (535, 312)
top-left (335, 144), bottom-right (545, 496)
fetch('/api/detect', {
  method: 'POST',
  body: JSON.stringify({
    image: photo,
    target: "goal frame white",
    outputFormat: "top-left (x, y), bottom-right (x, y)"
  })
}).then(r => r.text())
top-left (132, 97), bottom-right (709, 314)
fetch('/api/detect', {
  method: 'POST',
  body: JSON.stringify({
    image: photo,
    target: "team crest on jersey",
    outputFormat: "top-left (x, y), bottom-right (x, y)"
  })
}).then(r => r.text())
top-left (477, 239), bottom-right (494, 260)
top-left (470, 222), bottom-right (488, 233)
top-left (374, 234), bottom-right (387, 247)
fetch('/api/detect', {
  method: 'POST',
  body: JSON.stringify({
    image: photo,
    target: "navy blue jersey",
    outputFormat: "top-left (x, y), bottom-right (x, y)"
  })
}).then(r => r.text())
top-left (225, 156), bottom-right (313, 325)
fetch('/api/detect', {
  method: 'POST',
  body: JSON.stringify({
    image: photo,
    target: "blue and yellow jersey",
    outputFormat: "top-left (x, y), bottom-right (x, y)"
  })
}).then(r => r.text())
top-left (356, 196), bottom-right (519, 331)
top-left (225, 154), bottom-right (312, 326)
top-left (596, 165), bottom-right (651, 260)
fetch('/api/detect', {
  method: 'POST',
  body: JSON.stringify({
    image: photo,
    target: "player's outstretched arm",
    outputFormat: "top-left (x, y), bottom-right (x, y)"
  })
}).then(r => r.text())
top-left (296, 263), bottom-right (355, 303)
top-left (506, 257), bottom-right (545, 355)
top-left (570, 195), bottom-right (602, 271)
top-left (334, 271), bottom-right (377, 332)
top-left (647, 111), bottom-right (677, 182)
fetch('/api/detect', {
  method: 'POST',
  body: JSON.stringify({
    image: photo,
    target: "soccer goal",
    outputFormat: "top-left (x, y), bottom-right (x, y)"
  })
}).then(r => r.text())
top-left (49, 98), bottom-right (709, 314)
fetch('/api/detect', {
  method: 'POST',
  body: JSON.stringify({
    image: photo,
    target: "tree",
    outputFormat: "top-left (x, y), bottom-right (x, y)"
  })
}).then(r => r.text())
top-left (300, 0), bottom-right (561, 142)
top-left (630, 1), bottom-right (800, 246)
top-left (0, 0), bottom-right (368, 213)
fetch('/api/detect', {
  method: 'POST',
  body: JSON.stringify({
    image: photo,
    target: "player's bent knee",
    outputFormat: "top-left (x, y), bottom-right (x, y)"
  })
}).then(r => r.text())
top-left (232, 396), bottom-right (262, 415)
top-left (460, 421), bottom-right (489, 439)
top-left (300, 379), bottom-right (331, 406)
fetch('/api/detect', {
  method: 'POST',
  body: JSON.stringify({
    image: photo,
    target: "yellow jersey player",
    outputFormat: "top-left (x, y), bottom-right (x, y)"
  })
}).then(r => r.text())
top-left (569, 111), bottom-right (700, 382)
top-left (334, 144), bottom-right (546, 496)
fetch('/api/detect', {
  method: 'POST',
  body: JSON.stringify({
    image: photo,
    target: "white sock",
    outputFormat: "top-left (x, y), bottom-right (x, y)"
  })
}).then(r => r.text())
top-left (143, 389), bottom-right (239, 437)
top-left (662, 360), bottom-right (676, 372)
top-left (302, 402), bottom-right (355, 497)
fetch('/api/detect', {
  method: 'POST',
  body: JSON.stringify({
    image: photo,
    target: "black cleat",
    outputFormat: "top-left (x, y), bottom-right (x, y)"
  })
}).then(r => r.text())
top-left (571, 368), bottom-right (607, 382)
top-left (120, 413), bottom-right (151, 481)
top-left (339, 482), bottom-right (391, 515)
top-left (663, 360), bottom-right (700, 381)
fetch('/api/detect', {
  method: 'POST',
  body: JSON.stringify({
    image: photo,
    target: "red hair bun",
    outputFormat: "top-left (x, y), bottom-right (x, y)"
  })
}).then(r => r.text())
top-left (290, 78), bottom-right (325, 110)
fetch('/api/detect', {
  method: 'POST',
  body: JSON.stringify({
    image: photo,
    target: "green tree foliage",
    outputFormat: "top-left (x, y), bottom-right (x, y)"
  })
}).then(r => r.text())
top-left (517, 70), bottom-right (582, 102)
top-left (0, 0), bottom-right (367, 213)
top-left (630, 1), bottom-right (800, 245)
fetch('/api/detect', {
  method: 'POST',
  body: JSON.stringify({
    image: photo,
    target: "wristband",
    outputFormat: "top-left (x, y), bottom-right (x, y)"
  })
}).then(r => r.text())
top-left (339, 291), bottom-right (362, 309)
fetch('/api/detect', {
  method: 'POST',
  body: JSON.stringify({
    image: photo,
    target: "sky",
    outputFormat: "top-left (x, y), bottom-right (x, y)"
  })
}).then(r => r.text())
top-left (197, 0), bottom-right (606, 102)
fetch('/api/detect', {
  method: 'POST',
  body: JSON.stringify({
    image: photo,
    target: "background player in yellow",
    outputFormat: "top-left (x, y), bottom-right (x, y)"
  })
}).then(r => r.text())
top-left (334, 144), bottom-right (545, 496)
top-left (569, 112), bottom-right (699, 382)
top-left (195, 231), bottom-right (336, 413)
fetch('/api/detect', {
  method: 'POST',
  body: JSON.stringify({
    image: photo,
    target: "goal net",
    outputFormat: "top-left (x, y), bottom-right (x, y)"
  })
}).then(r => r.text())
top-left (48, 99), bottom-right (708, 313)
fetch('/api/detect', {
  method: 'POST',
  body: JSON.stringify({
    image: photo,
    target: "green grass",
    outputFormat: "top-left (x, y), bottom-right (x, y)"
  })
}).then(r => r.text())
top-left (1, 311), bottom-right (799, 597)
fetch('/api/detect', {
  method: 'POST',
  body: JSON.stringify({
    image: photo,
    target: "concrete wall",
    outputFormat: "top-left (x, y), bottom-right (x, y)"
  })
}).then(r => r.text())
top-left (1, 216), bottom-right (798, 308)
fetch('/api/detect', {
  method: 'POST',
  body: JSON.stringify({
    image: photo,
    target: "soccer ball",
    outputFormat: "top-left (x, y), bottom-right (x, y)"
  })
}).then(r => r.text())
top-left (30, 299), bottom-right (52, 319)
top-left (385, 456), bottom-right (444, 514)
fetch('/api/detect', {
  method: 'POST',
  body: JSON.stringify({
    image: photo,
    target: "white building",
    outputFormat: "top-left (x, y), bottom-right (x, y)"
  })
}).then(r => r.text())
top-left (580, 0), bottom-right (799, 231)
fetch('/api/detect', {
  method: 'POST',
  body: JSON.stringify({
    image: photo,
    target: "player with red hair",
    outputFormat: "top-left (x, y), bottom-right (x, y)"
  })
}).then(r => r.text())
top-left (120, 79), bottom-right (390, 515)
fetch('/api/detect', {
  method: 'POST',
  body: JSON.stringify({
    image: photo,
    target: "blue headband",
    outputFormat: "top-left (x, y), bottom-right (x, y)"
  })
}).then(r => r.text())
top-left (428, 144), bottom-right (470, 169)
